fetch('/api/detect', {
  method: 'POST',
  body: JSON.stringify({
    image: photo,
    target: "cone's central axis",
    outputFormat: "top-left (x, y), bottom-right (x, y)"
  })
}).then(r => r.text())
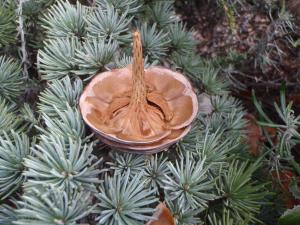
top-left (130, 31), bottom-right (147, 108)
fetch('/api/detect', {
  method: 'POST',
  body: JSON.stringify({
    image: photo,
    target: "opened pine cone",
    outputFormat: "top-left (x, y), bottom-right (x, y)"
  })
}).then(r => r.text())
top-left (79, 31), bottom-right (198, 153)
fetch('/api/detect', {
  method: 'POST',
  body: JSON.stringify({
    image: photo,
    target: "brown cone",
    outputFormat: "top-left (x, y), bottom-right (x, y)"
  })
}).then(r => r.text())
top-left (79, 31), bottom-right (198, 153)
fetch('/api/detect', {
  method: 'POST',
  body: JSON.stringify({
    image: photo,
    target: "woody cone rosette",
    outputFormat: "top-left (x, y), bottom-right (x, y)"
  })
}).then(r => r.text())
top-left (79, 31), bottom-right (198, 153)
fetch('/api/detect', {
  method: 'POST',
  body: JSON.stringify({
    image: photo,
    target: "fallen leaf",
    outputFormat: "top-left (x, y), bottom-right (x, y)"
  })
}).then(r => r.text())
top-left (271, 170), bottom-right (296, 192)
top-left (271, 170), bottom-right (299, 208)
top-left (147, 202), bottom-right (174, 225)
top-left (244, 113), bottom-right (262, 156)
top-left (288, 93), bottom-right (300, 107)
top-left (244, 113), bottom-right (278, 156)
top-left (263, 126), bottom-right (278, 145)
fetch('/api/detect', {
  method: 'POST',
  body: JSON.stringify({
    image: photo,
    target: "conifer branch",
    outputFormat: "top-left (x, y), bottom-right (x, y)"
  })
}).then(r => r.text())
top-left (211, 95), bottom-right (243, 114)
top-left (167, 22), bottom-right (196, 56)
top-left (143, 154), bottom-right (170, 193)
top-left (96, 172), bottom-right (158, 225)
top-left (144, 1), bottom-right (175, 28)
top-left (39, 106), bottom-right (86, 142)
top-left (19, 103), bottom-right (41, 132)
top-left (190, 129), bottom-right (238, 170)
top-left (200, 109), bottom-right (247, 139)
top-left (107, 151), bottom-right (146, 177)
top-left (208, 209), bottom-right (248, 225)
top-left (37, 37), bottom-right (81, 80)
top-left (86, 4), bottom-right (132, 44)
top-left (0, 203), bottom-right (17, 225)
top-left (166, 199), bottom-right (203, 225)
top-left (0, 56), bottom-right (24, 101)
top-left (164, 153), bottom-right (215, 209)
top-left (198, 66), bottom-right (230, 95)
top-left (24, 135), bottom-right (102, 192)
top-left (17, 0), bottom-right (29, 79)
top-left (139, 23), bottom-right (170, 60)
top-left (115, 53), bottom-right (154, 68)
top-left (0, 2), bottom-right (17, 48)
top-left (0, 97), bottom-right (23, 133)
top-left (38, 76), bottom-right (83, 116)
top-left (95, 0), bottom-right (142, 15)
top-left (74, 38), bottom-right (118, 75)
top-left (16, 187), bottom-right (94, 225)
top-left (0, 131), bottom-right (32, 199)
top-left (41, 0), bottom-right (88, 38)
top-left (216, 160), bottom-right (269, 223)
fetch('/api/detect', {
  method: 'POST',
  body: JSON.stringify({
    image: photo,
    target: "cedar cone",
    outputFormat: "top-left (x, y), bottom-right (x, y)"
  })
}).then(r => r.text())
top-left (79, 31), bottom-right (198, 153)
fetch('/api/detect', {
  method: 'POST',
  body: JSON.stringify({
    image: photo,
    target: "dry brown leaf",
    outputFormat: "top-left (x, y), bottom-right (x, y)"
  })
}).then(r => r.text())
top-left (271, 170), bottom-right (299, 208)
top-left (147, 202), bottom-right (174, 225)
top-left (263, 126), bottom-right (278, 145)
top-left (244, 113), bottom-right (279, 156)
top-left (244, 113), bottom-right (262, 156)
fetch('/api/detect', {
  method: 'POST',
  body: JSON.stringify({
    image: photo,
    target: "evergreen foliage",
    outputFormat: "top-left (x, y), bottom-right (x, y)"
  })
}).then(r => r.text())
top-left (0, 0), bottom-right (287, 224)
top-left (38, 37), bottom-right (81, 80)
top-left (143, 154), bottom-right (170, 193)
top-left (168, 22), bottom-right (196, 56)
top-left (20, 103), bottom-right (40, 129)
top-left (197, 66), bottom-right (230, 96)
top-left (216, 160), bottom-right (269, 223)
top-left (211, 95), bottom-right (243, 114)
top-left (24, 135), bottom-right (101, 192)
top-left (201, 110), bottom-right (247, 137)
top-left (164, 153), bottom-right (215, 209)
top-left (166, 200), bottom-right (202, 225)
top-left (15, 187), bottom-right (93, 225)
top-left (208, 210), bottom-right (248, 225)
top-left (0, 2), bottom-right (16, 47)
top-left (41, 0), bottom-right (88, 39)
top-left (0, 98), bottom-right (23, 133)
top-left (0, 131), bottom-right (31, 199)
top-left (107, 151), bottom-right (145, 177)
top-left (144, 1), bottom-right (175, 28)
top-left (95, 0), bottom-right (142, 15)
top-left (0, 203), bottom-right (17, 225)
top-left (0, 56), bottom-right (24, 100)
top-left (74, 38), bottom-right (118, 75)
top-left (86, 5), bottom-right (132, 44)
top-left (253, 85), bottom-right (300, 175)
top-left (96, 172), bottom-right (158, 225)
top-left (39, 106), bottom-right (86, 141)
top-left (188, 129), bottom-right (238, 169)
top-left (38, 76), bottom-right (83, 116)
top-left (139, 23), bottom-right (170, 60)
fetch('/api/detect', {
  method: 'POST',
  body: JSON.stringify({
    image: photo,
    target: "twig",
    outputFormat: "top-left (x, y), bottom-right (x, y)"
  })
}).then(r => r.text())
top-left (87, 0), bottom-right (96, 6)
top-left (235, 71), bottom-right (300, 88)
top-left (17, 0), bottom-right (29, 79)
